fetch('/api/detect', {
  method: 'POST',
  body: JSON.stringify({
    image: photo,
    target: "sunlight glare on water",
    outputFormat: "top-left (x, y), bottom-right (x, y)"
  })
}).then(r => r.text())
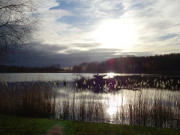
top-left (107, 72), bottom-right (115, 78)
top-left (107, 106), bottom-right (116, 116)
top-left (105, 93), bottom-right (126, 116)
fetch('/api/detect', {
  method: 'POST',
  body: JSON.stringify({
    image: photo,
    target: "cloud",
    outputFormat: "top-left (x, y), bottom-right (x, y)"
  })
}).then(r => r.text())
top-left (118, 0), bottom-right (180, 53)
top-left (33, 0), bottom-right (125, 49)
top-left (158, 34), bottom-right (178, 41)
top-left (34, 0), bottom-right (180, 52)
top-left (10, 0), bottom-right (179, 67)
top-left (33, 0), bottom-right (75, 46)
top-left (2, 43), bottom-right (125, 67)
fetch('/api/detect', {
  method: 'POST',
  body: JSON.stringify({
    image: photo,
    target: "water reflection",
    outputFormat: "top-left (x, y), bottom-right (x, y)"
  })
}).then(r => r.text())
top-left (55, 86), bottom-right (180, 128)
top-left (0, 73), bottom-right (180, 128)
top-left (106, 72), bottom-right (115, 78)
top-left (0, 73), bottom-right (141, 82)
top-left (104, 94), bottom-right (126, 117)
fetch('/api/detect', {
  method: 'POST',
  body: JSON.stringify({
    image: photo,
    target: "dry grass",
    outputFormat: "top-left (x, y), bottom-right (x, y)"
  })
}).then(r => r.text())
top-left (56, 90), bottom-right (180, 129)
top-left (0, 82), bottom-right (179, 129)
top-left (0, 82), bottom-right (56, 118)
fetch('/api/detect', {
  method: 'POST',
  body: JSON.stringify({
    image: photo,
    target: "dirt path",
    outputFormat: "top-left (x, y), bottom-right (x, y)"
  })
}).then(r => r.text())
top-left (46, 125), bottom-right (62, 135)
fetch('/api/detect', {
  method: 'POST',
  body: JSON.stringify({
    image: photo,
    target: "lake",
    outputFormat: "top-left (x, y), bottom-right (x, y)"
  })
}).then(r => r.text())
top-left (0, 73), bottom-right (180, 128)
top-left (0, 73), bottom-right (143, 82)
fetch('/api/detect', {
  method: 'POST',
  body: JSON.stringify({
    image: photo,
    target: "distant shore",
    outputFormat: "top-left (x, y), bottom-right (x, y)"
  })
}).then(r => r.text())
top-left (1, 53), bottom-right (180, 75)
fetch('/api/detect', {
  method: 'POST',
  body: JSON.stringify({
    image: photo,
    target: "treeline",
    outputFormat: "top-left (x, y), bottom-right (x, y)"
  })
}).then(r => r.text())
top-left (0, 64), bottom-right (64, 73)
top-left (1, 53), bottom-right (180, 74)
top-left (72, 53), bottom-right (180, 74)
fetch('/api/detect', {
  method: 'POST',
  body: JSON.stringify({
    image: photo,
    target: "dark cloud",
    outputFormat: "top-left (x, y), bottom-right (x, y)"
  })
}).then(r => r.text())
top-left (2, 42), bottom-right (152, 67)
top-left (0, 42), bottom-right (137, 67)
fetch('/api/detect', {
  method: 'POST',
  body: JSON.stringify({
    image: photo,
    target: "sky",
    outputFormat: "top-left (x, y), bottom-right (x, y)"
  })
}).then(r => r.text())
top-left (4, 0), bottom-right (180, 67)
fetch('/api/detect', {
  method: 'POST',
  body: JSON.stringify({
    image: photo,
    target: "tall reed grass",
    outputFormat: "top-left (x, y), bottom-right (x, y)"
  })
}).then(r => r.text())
top-left (56, 89), bottom-right (180, 129)
top-left (0, 82), bottom-right (56, 118)
top-left (0, 81), bottom-right (179, 129)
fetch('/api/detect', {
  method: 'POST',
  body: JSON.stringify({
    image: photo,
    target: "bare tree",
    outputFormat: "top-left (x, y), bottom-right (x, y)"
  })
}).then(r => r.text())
top-left (0, 0), bottom-right (37, 56)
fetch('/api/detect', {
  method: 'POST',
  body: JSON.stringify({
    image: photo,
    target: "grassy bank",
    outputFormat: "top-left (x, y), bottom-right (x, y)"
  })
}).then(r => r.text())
top-left (0, 115), bottom-right (60, 135)
top-left (0, 115), bottom-right (180, 135)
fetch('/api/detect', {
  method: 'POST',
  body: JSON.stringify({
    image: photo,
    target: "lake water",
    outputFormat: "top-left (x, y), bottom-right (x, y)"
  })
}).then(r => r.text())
top-left (0, 73), bottom-right (179, 128)
top-left (0, 73), bottom-right (142, 82)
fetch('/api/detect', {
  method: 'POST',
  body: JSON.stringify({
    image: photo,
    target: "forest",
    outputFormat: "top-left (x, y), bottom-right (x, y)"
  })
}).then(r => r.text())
top-left (0, 53), bottom-right (180, 74)
top-left (72, 53), bottom-right (180, 74)
top-left (0, 64), bottom-right (64, 73)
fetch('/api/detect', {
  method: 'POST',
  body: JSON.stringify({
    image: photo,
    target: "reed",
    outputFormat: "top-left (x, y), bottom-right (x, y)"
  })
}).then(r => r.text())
top-left (0, 82), bottom-right (56, 118)
top-left (56, 89), bottom-right (179, 129)
top-left (124, 90), bottom-right (180, 128)
top-left (0, 81), bottom-right (179, 129)
top-left (74, 76), bottom-right (180, 91)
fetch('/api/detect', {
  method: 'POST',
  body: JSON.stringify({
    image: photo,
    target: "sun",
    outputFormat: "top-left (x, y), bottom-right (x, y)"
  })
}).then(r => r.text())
top-left (95, 19), bottom-right (137, 50)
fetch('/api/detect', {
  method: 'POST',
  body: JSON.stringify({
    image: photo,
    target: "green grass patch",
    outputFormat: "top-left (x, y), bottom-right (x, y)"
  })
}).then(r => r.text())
top-left (0, 115), bottom-right (179, 135)
top-left (63, 121), bottom-right (180, 135)
top-left (0, 115), bottom-right (61, 135)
